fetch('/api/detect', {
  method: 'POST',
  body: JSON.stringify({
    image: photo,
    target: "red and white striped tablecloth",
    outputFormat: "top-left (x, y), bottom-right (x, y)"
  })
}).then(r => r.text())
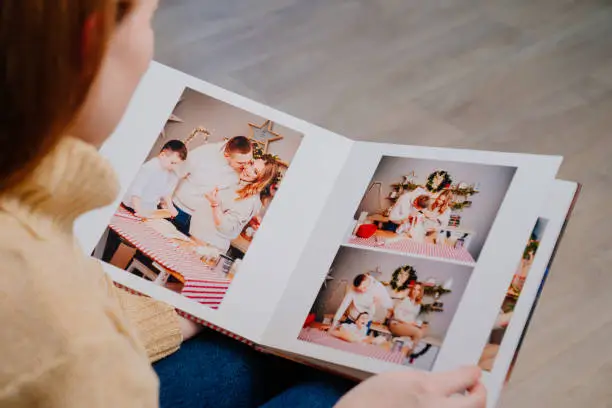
top-left (109, 208), bottom-right (230, 309)
top-left (347, 236), bottom-right (475, 263)
top-left (298, 328), bottom-right (405, 365)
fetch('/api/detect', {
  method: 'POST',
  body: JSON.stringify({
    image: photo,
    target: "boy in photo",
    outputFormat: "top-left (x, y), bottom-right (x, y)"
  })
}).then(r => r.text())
top-left (122, 140), bottom-right (188, 219)
top-left (330, 312), bottom-right (373, 343)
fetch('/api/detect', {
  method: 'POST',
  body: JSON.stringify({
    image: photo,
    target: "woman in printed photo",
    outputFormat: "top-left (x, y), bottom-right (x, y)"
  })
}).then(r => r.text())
top-left (388, 170), bottom-right (452, 235)
top-left (0, 1), bottom-right (485, 407)
top-left (423, 189), bottom-right (454, 244)
top-left (387, 266), bottom-right (416, 302)
top-left (190, 156), bottom-right (278, 252)
top-left (389, 283), bottom-right (426, 348)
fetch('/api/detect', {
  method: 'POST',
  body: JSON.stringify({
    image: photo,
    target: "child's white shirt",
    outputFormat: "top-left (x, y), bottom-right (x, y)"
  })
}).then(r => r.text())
top-left (122, 157), bottom-right (179, 213)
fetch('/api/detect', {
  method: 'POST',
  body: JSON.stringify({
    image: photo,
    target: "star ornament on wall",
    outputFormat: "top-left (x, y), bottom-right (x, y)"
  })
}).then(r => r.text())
top-left (370, 266), bottom-right (383, 277)
top-left (323, 268), bottom-right (335, 288)
top-left (160, 97), bottom-right (184, 139)
top-left (248, 120), bottom-right (284, 153)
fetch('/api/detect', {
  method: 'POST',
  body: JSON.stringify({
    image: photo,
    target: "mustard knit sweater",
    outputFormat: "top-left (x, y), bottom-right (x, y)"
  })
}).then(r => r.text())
top-left (0, 137), bottom-right (182, 407)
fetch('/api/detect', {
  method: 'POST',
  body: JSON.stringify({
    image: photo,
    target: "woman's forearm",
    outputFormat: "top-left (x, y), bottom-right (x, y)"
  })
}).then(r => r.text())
top-left (211, 205), bottom-right (223, 227)
top-left (332, 294), bottom-right (352, 327)
top-left (132, 196), bottom-right (150, 217)
top-left (161, 195), bottom-right (173, 209)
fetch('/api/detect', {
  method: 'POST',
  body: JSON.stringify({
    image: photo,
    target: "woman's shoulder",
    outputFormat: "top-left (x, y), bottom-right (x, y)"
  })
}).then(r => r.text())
top-left (228, 189), bottom-right (262, 208)
top-left (0, 213), bottom-right (118, 329)
top-left (0, 237), bottom-right (157, 403)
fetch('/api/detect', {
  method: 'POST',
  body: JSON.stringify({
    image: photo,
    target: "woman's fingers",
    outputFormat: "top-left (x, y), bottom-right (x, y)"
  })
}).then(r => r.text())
top-left (432, 366), bottom-right (482, 396)
top-left (444, 381), bottom-right (487, 408)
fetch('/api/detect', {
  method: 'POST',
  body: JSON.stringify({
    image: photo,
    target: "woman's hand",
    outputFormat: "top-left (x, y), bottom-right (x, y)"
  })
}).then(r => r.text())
top-left (335, 366), bottom-right (486, 408)
top-left (177, 315), bottom-right (203, 341)
top-left (204, 187), bottom-right (220, 207)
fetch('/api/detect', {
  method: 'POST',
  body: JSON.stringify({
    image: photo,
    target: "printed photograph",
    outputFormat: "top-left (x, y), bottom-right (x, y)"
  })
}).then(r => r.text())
top-left (92, 87), bottom-right (303, 309)
top-left (299, 246), bottom-right (474, 370)
top-left (346, 156), bottom-right (517, 263)
top-left (478, 218), bottom-right (548, 372)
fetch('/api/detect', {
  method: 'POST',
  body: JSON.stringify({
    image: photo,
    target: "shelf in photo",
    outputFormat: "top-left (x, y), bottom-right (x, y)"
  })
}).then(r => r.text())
top-left (339, 242), bottom-right (477, 268)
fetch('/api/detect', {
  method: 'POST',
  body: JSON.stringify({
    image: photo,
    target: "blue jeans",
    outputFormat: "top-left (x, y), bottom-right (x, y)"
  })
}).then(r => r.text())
top-left (169, 203), bottom-right (192, 236)
top-left (153, 329), bottom-right (354, 408)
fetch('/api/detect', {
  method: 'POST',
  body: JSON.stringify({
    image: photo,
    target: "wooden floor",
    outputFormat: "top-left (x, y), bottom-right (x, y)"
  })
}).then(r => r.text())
top-left (154, 1), bottom-right (612, 406)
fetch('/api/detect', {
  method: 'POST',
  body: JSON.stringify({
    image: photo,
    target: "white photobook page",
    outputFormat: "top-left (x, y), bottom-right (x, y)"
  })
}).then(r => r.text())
top-left (481, 180), bottom-right (578, 408)
top-left (74, 62), bottom-right (353, 342)
top-left (264, 141), bottom-right (562, 375)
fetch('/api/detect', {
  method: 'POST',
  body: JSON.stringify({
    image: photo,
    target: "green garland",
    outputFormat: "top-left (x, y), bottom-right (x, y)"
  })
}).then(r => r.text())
top-left (251, 142), bottom-right (283, 197)
top-left (420, 304), bottom-right (439, 314)
top-left (252, 142), bottom-right (280, 162)
top-left (422, 285), bottom-right (451, 296)
top-left (388, 171), bottom-right (482, 213)
top-left (450, 201), bottom-right (472, 210)
top-left (426, 171), bottom-right (453, 193)
top-left (390, 265), bottom-right (418, 291)
top-left (419, 285), bottom-right (452, 317)
top-left (523, 240), bottom-right (539, 260)
top-left (391, 182), bottom-right (420, 192)
top-left (451, 186), bottom-right (479, 196)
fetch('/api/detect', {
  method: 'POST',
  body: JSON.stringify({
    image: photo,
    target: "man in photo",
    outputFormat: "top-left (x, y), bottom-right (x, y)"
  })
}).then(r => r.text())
top-left (171, 136), bottom-right (254, 235)
top-left (122, 139), bottom-right (188, 218)
top-left (331, 274), bottom-right (393, 331)
top-left (189, 156), bottom-right (279, 252)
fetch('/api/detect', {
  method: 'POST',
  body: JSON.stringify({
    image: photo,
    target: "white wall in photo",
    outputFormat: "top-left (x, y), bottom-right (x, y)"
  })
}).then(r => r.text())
top-left (313, 246), bottom-right (474, 342)
top-left (357, 157), bottom-right (517, 260)
top-left (148, 87), bottom-right (303, 162)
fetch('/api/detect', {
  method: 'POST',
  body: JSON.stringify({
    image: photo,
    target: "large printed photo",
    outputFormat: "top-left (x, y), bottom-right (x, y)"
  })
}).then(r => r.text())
top-left (92, 87), bottom-right (303, 309)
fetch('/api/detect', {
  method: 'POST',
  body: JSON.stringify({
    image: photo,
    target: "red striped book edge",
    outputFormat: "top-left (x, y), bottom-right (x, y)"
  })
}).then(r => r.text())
top-left (113, 283), bottom-right (255, 347)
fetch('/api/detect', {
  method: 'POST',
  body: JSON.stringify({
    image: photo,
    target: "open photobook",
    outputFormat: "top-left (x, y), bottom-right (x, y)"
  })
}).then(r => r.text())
top-left (75, 62), bottom-right (580, 408)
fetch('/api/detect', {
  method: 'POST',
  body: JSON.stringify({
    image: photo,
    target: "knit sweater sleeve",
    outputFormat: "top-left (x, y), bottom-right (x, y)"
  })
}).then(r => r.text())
top-left (114, 288), bottom-right (183, 363)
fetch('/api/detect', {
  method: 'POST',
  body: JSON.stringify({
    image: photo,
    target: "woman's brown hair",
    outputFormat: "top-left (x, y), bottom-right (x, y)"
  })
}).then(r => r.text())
top-left (0, 0), bottom-right (125, 192)
top-left (236, 157), bottom-right (279, 200)
top-left (408, 283), bottom-right (424, 304)
top-left (431, 189), bottom-right (453, 214)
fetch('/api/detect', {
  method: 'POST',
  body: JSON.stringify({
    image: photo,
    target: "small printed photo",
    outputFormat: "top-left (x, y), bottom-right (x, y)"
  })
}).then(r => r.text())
top-left (478, 218), bottom-right (548, 373)
top-left (92, 87), bottom-right (303, 309)
top-left (346, 156), bottom-right (517, 264)
top-left (299, 246), bottom-right (474, 370)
